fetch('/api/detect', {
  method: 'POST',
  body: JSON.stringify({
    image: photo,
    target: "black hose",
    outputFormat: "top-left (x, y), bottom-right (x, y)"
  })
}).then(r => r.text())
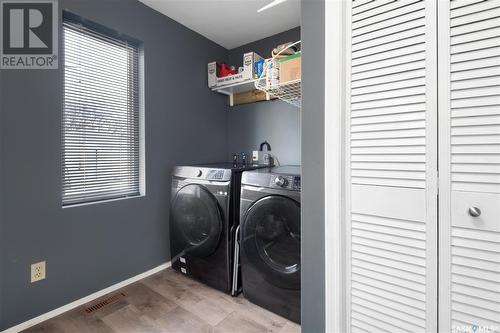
top-left (260, 141), bottom-right (271, 151)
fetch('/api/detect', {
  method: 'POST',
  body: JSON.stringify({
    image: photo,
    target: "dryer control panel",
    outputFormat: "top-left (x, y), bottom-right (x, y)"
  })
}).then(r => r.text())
top-left (173, 166), bottom-right (231, 181)
top-left (207, 169), bottom-right (226, 180)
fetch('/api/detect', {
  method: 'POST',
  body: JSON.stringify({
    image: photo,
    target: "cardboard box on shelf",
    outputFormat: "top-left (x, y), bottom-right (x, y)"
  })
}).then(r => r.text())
top-left (278, 53), bottom-right (301, 84)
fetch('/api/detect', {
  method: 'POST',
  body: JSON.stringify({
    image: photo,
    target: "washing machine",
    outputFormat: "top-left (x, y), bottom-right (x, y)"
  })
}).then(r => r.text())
top-left (169, 163), bottom-right (269, 294)
top-left (238, 166), bottom-right (301, 323)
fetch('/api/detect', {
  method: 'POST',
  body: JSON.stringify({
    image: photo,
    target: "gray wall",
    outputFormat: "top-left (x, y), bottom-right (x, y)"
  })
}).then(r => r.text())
top-left (301, 0), bottom-right (326, 331)
top-left (0, 0), bottom-right (228, 329)
top-left (226, 28), bottom-right (301, 166)
top-left (0, 70), bottom-right (5, 328)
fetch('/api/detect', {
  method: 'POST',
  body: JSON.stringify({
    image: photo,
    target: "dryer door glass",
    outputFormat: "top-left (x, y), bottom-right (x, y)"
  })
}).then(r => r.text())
top-left (170, 184), bottom-right (223, 257)
top-left (242, 195), bottom-right (301, 289)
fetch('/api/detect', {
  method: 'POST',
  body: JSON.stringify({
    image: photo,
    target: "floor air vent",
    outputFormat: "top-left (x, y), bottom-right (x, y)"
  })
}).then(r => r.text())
top-left (84, 292), bottom-right (126, 314)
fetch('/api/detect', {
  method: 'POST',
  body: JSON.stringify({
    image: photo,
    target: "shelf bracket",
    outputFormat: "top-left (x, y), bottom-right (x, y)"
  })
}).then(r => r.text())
top-left (216, 88), bottom-right (234, 107)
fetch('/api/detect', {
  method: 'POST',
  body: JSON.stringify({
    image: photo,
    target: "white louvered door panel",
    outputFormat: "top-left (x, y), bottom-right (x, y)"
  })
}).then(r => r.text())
top-left (439, 1), bottom-right (500, 332)
top-left (346, 1), bottom-right (437, 332)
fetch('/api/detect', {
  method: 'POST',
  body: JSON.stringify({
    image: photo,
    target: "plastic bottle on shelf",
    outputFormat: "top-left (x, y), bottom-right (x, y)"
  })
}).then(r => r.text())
top-left (265, 59), bottom-right (279, 89)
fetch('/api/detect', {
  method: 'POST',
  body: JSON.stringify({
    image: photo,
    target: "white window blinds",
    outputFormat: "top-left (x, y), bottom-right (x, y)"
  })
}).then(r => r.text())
top-left (62, 17), bottom-right (141, 206)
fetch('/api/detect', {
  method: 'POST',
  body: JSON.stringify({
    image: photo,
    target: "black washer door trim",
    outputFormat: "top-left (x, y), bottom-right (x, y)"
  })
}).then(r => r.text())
top-left (242, 195), bottom-right (301, 290)
top-left (170, 184), bottom-right (223, 258)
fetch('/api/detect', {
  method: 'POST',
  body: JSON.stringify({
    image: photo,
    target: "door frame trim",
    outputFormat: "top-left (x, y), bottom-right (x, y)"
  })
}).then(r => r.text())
top-left (437, 0), bottom-right (452, 331)
top-left (424, 0), bottom-right (439, 330)
top-left (325, 0), bottom-right (347, 332)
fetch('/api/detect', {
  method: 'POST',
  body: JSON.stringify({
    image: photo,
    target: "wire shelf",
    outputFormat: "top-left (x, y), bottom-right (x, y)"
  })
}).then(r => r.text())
top-left (254, 41), bottom-right (301, 108)
top-left (256, 79), bottom-right (301, 108)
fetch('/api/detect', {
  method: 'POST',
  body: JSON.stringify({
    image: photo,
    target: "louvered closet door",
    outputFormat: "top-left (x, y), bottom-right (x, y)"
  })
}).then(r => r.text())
top-left (439, 1), bottom-right (500, 331)
top-left (346, 1), bottom-right (437, 332)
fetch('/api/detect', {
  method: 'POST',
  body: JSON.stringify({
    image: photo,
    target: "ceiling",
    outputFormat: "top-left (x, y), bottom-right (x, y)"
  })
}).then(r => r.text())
top-left (138, 0), bottom-right (301, 49)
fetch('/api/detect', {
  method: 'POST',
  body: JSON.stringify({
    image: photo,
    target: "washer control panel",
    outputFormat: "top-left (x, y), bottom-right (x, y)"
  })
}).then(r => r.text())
top-left (270, 175), bottom-right (301, 191)
top-left (274, 175), bottom-right (288, 187)
top-left (292, 176), bottom-right (301, 191)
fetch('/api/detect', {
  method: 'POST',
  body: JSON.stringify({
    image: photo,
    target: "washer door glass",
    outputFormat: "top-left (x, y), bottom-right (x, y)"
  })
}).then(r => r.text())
top-left (171, 184), bottom-right (223, 257)
top-left (242, 195), bottom-right (301, 289)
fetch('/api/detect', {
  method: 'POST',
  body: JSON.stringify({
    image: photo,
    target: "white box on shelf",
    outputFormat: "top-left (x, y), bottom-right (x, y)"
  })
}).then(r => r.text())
top-left (207, 61), bottom-right (217, 88)
top-left (242, 52), bottom-right (262, 80)
top-left (208, 52), bottom-right (263, 88)
top-left (216, 72), bottom-right (247, 86)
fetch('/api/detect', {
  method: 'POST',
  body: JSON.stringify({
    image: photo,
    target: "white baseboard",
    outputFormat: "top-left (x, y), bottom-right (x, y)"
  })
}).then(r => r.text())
top-left (2, 262), bottom-right (171, 333)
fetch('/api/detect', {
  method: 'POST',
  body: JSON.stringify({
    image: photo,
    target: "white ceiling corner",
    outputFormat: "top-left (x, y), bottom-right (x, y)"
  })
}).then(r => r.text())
top-left (138, 0), bottom-right (300, 49)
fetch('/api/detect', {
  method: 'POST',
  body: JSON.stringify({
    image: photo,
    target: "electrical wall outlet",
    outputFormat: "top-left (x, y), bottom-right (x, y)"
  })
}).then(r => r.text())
top-left (31, 261), bottom-right (46, 283)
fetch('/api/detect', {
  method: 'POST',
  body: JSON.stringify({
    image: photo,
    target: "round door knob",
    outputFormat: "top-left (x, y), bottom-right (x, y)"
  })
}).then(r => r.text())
top-left (274, 176), bottom-right (288, 187)
top-left (469, 207), bottom-right (481, 217)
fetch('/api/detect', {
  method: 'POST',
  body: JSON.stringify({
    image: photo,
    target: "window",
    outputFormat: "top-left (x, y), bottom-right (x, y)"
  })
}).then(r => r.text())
top-left (62, 14), bottom-right (143, 206)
